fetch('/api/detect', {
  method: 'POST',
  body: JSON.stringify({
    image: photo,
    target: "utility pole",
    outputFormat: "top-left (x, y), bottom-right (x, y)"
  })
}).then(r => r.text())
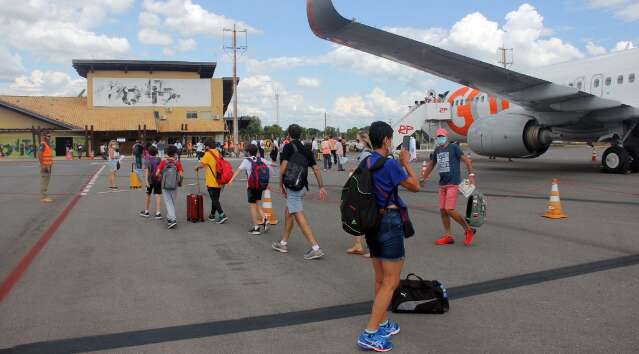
top-left (224, 24), bottom-right (247, 156)
top-left (275, 90), bottom-right (280, 126)
top-left (324, 112), bottom-right (327, 136)
top-left (498, 47), bottom-right (513, 69)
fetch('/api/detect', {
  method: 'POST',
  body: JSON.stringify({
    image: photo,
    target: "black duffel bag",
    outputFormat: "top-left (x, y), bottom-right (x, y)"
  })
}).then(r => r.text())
top-left (390, 273), bottom-right (449, 314)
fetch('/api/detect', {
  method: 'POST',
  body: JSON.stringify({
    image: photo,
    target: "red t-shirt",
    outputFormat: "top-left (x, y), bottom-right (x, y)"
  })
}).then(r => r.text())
top-left (157, 159), bottom-right (183, 174)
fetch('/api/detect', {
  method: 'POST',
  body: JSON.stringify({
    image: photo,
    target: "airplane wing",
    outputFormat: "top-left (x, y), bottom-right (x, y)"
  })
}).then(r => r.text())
top-left (307, 0), bottom-right (626, 115)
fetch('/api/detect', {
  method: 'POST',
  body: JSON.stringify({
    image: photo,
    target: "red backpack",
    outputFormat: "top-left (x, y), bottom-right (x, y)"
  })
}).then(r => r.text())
top-left (207, 150), bottom-right (233, 185)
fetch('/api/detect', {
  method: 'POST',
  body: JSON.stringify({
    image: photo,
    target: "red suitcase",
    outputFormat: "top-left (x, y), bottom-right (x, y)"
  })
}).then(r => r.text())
top-left (187, 172), bottom-right (205, 222)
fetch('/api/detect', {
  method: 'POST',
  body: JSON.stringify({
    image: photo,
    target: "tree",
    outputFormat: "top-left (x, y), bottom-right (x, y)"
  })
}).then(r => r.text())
top-left (240, 116), bottom-right (262, 140)
top-left (345, 127), bottom-right (360, 140)
top-left (263, 124), bottom-right (284, 139)
top-left (306, 128), bottom-right (321, 139)
top-left (324, 126), bottom-right (339, 138)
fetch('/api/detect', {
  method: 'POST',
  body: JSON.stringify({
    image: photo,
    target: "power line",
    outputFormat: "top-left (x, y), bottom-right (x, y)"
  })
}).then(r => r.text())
top-left (223, 24), bottom-right (247, 156)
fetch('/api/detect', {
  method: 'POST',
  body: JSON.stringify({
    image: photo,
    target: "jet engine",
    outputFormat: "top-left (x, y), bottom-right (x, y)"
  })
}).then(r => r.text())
top-left (467, 111), bottom-right (552, 158)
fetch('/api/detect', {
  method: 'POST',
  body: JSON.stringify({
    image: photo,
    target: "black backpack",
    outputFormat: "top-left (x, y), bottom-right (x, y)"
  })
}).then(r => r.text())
top-left (283, 142), bottom-right (309, 191)
top-left (340, 156), bottom-right (386, 236)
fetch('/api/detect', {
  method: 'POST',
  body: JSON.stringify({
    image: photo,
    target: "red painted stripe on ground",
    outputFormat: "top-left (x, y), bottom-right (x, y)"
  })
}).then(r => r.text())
top-left (0, 168), bottom-right (98, 303)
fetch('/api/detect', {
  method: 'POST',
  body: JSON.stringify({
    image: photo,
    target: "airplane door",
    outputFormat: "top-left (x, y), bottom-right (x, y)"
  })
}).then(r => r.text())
top-left (591, 74), bottom-right (603, 96)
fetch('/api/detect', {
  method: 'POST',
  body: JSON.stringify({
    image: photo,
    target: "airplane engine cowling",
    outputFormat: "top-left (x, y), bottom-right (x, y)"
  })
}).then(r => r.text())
top-left (467, 111), bottom-right (552, 158)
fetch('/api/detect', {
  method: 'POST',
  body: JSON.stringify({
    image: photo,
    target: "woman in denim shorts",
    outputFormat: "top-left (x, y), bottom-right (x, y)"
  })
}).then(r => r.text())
top-left (356, 122), bottom-right (420, 352)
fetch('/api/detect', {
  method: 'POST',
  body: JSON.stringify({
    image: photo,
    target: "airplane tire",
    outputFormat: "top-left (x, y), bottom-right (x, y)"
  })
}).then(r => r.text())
top-left (625, 146), bottom-right (639, 173)
top-left (602, 146), bottom-right (630, 174)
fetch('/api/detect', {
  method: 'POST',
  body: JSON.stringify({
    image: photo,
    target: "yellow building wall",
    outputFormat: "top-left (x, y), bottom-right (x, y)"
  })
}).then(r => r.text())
top-left (86, 71), bottom-right (225, 133)
top-left (0, 107), bottom-right (59, 129)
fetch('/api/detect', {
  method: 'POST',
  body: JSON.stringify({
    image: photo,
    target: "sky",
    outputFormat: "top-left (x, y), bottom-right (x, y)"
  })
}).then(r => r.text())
top-left (0, 0), bottom-right (637, 130)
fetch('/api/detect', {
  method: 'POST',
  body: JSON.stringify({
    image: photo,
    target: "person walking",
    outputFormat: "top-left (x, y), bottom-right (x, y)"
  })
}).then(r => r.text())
top-left (107, 140), bottom-right (119, 190)
top-left (195, 140), bottom-right (205, 160)
top-left (140, 145), bottom-right (163, 219)
top-left (37, 132), bottom-right (54, 203)
top-left (329, 136), bottom-right (338, 165)
top-left (195, 140), bottom-right (228, 223)
top-left (99, 143), bottom-right (107, 160)
top-left (356, 121), bottom-right (420, 352)
top-left (186, 140), bottom-right (193, 158)
top-left (272, 124), bottom-right (327, 260)
top-left (336, 138), bottom-right (346, 171)
top-left (77, 144), bottom-right (83, 160)
top-left (175, 140), bottom-right (183, 161)
top-left (346, 132), bottom-right (374, 257)
top-left (321, 137), bottom-right (332, 171)
top-left (157, 139), bottom-right (165, 158)
top-left (227, 144), bottom-right (270, 235)
top-left (311, 137), bottom-right (319, 161)
top-left (132, 140), bottom-right (145, 182)
top-left (421, 128), bottom-right (477, 246)
top-left (155, 145), bottom-right (184, 229)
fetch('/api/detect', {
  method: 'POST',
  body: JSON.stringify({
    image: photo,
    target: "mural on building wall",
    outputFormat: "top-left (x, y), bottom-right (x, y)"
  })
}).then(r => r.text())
top-left (93, 78), bottom-right (212, 107)
top-left (0, 135), bottom-right (36, 158)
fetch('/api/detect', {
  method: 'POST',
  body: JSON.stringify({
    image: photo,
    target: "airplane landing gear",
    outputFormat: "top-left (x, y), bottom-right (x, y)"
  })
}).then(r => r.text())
top-left (601, 146), bottom-right (633, 174)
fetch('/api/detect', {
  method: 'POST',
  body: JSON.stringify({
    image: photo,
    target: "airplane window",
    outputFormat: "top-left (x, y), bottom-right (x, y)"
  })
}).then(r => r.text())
top-left (630, 73), bottom-right (636, 83)
top-left (594, 79), bottom-right (600, 88)
top-left (605, 77), bottom-right (611, 86)
top-left (577, 81), bottom-right (583, 90)
top-left (617, 75), bottom-right (623, 84)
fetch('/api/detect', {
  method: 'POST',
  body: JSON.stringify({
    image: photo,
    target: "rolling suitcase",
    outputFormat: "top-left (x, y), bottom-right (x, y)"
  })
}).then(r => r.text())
top-left (129, 163), bottom-right (142, 189)
top-left (187, 171), bottom-right (205, 222)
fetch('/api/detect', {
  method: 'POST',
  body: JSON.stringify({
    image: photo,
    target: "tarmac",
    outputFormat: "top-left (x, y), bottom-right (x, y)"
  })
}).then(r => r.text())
top-left (0, 145), bottom-right (638, 353)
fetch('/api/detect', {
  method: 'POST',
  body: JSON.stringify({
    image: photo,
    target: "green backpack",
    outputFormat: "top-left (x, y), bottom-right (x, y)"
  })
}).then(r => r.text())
top-left (465, 192), bottom-right (487, 228)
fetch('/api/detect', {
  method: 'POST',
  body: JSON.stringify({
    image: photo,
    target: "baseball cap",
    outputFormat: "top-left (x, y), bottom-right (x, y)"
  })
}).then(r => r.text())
top-left (435, 128), bottom-right (448, 137)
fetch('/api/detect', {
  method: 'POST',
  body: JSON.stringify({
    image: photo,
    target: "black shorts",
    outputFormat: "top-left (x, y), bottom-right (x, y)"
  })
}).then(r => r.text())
top-left (247, 188), bottom-right (263, 204)
top-left (146, 182), bottom-right (162, 195)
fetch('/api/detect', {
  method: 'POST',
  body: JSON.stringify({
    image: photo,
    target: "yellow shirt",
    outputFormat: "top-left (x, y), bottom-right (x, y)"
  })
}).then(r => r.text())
top-left (201, 149), bottom-right (221, 188)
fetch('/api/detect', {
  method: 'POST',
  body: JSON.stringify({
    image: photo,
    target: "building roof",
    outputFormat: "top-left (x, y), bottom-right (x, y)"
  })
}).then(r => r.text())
top-left (0, 96), bottom-right (157, 131)
top-left (0, 95), bottom-right (227, 133)
top-left (72, 60), bottom-right (217, 78)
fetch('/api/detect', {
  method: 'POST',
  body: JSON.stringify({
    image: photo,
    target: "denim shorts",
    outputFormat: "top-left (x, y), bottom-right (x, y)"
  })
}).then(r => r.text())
top-left (107, 159), bottom-right (118, 172)
top-left (365, 209), bottom-right (405, 261)
top-left (285, 188), bottom-right (306, 214)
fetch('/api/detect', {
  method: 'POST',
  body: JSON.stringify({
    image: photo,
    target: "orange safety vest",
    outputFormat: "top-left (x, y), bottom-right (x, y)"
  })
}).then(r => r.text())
top-left (41, 142), bottom-right (53, 166)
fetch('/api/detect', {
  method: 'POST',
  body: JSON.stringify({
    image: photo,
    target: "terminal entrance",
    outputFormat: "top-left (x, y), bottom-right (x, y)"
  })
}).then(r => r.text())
top-left (55, 137), bottom-right (73, 156)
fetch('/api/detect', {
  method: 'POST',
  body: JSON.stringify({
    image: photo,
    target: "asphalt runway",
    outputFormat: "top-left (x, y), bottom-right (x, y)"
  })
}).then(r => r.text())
top-left (1, 145), bottom-right (638, 353)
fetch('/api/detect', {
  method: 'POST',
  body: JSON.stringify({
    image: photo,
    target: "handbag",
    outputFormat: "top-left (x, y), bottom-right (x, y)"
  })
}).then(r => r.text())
top-left (391, 274), bottom-right (449, 314)
top-left (399, 207), bottom-right (415, 239)
top-left (116, 161), bottom-right (120, 170)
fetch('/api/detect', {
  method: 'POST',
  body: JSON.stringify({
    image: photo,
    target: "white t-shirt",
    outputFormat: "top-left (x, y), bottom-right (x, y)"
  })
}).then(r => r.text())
top-left (336, 141), bottom-right (343, 156)
top-left (251, 140), bottom-right (258, 146)
top-left (196, 142), bottom-right (204, 152)
top-left (312, 140), bottom-right (318, 150)
top-left (409, 136), bottom-right (417, 161)
top-left (239, 156), bottom-right (260, 178)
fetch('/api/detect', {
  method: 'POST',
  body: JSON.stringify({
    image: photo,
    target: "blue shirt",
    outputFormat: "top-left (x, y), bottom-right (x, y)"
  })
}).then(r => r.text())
top-left (369, 152), bottom-right (408, 208)
top-left (431, 143), bottom-right (463, 186)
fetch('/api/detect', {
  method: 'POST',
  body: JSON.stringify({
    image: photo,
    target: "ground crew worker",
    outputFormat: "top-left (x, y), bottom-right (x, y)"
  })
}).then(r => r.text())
top-left (38, 132), bottom-right (54, 203)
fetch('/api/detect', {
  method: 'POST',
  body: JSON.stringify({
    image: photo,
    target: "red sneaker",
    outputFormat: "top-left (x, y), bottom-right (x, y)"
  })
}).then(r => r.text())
top-left (464, 228), bottom-right (476, 246)
top-left (435, 235), bottom-right (455, 245)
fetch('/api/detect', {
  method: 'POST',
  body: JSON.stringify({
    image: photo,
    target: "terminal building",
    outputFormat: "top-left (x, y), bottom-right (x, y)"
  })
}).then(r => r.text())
top-left (0, 60), bottom-right (236, 158)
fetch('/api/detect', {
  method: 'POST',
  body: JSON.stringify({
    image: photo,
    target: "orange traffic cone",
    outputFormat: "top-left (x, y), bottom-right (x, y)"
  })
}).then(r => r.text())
top-left (262, 188), bottom-right (278, 225)
top-left (543, 179), bottom-right (567, 219)
top-left (591, 147), bottom-right (597, 162)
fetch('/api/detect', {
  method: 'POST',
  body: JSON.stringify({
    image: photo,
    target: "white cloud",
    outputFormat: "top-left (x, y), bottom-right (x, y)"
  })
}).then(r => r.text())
top-left (0, 1), bottom-right (131, 63)
top-left (586, 0), bottom-right (639, 21)
top-left (3, 70), bottom-right (85, 96)
top-left (613, 41), bottom-right (635, 51)
top-left (236, 74), bottom-right (325, 127)
top-left (334, 95), bottom-right (374, 118)
top-left (296, 77), bottom-right (320, 88)
top-left (177, 38), bottom-right (197, 52)
top-left (140, 0), bottom-right (260, 44)
top-left (0, 46), bottom-right (24, 81)
top-left (586, 41), bottom-right (608, 55)
top-left (138, 28), bottom-right (174, 46)
top-left (163, 48), bottom-right (176, 56)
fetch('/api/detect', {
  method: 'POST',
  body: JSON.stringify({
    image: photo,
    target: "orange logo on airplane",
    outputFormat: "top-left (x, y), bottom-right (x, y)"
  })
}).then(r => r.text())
top-left (446, 86), bottom-right (509, 137)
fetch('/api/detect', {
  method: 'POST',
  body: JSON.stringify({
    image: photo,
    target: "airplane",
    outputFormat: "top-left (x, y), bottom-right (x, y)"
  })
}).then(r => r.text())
top-left (307, 0), bottom-right (639, 174)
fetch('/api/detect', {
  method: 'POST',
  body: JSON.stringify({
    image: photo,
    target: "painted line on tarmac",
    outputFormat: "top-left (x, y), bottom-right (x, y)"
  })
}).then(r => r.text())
top-left (3, 254), bottom-right (639, 354)
top-left (0, 166), bottom-right (100, 303)
top-left (80, 165), bottom-right (105, 196)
